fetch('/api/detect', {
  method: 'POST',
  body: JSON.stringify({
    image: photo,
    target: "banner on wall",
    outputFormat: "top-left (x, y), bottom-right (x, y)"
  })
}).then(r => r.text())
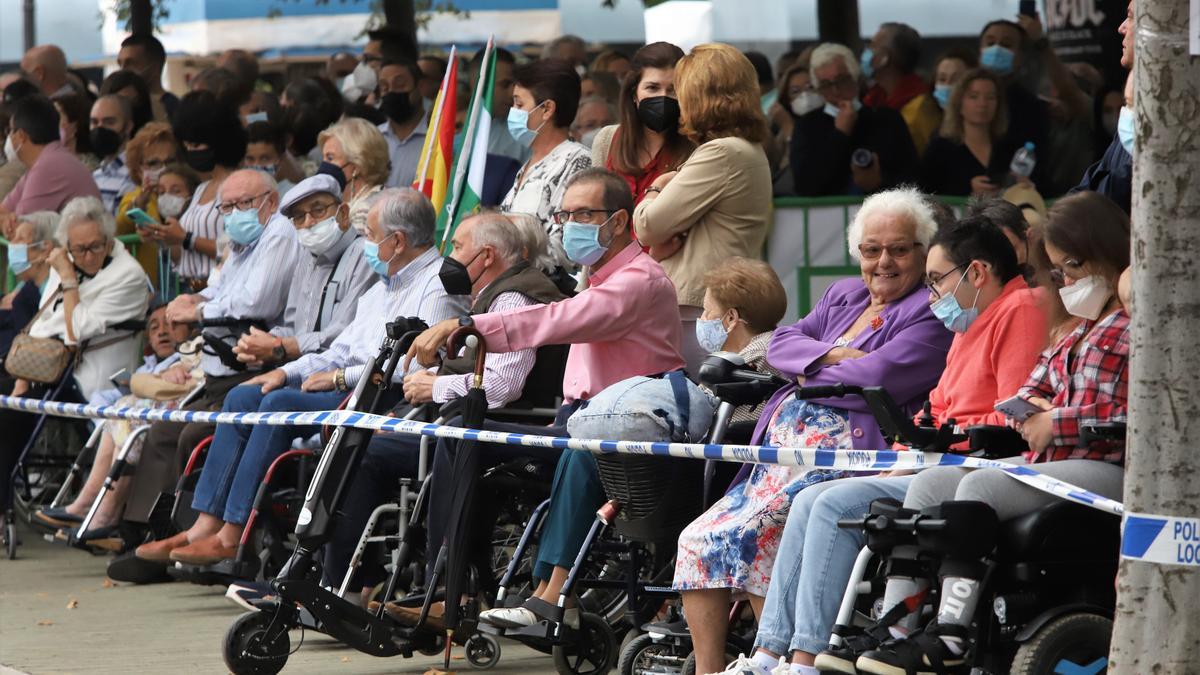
top-left (1043, 0), bottom-right (1128, 90)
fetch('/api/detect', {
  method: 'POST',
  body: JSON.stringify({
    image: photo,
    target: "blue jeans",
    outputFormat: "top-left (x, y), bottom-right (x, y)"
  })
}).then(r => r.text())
top-left (191, 385), bottom-right (346, 525)
top-left (754, 474), bottom-right (915, 656)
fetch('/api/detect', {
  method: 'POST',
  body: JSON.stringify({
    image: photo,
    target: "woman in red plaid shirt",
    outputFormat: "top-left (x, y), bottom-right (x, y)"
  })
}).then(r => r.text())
top-left (855, 192), bottom-right (1131, 675)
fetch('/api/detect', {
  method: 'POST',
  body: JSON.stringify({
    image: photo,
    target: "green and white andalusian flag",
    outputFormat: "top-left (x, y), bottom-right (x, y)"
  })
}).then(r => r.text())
top-left (437, 36), bottom-right (495, 251)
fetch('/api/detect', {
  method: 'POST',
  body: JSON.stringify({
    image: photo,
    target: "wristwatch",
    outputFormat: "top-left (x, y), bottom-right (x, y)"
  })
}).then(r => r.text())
top-left (458, 315), bottom-right (475, 328)
top-left (182, 231), bottom-right (194, 251)
top-left (271, 339), bottom-right (287, 363)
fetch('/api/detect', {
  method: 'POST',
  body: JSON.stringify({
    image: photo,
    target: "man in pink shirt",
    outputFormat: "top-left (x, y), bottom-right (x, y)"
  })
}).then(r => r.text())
top-left (385, 169), bottom-right (684, 626)
top-left (1, 96), bottom-right (100, 223)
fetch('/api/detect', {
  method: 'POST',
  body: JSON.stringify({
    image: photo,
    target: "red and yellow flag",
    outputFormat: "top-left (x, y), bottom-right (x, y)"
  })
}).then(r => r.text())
top-left (413, 46), bottom-right (458, 213)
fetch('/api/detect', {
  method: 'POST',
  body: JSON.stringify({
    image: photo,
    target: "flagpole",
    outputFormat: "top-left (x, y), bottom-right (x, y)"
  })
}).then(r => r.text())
top-left (413, 45), bottom-right (456, 194)
top-left (439, 36), bottom-right (494, 253)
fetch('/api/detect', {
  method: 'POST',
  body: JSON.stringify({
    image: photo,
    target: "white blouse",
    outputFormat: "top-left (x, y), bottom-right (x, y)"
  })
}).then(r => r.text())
top-left (500, 140), bottom-right (592, 269)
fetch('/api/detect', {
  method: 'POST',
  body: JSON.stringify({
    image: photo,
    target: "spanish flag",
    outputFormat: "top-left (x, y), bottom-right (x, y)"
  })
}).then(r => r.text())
top-left (413, 46), bottom-right (458, 214)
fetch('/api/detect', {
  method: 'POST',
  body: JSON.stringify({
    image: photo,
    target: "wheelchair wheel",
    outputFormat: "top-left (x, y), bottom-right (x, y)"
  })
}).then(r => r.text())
top-left (679, 638), bottom-right (745, 675)
top-left (223, 610), bottom-right (291, 675)
top-left (465, 632), bottom-right (502, 670)
top-left (553, 612), bottom-right (617, 675)
top-left (619, 632), bottom-right (686, 675)
top-left (4, 520), bottom-right (17, 560)
top-left (1009, 613), bottom-right (1112, 675)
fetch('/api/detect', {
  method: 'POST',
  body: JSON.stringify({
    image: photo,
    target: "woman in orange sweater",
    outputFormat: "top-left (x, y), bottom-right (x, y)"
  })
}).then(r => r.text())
top-left (725, 216), bottom-right (1046, 675)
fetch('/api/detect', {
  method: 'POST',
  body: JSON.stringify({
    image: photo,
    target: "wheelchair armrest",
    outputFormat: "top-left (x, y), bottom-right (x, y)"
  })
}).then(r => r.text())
top-left (710, 380), bottom-right (784, 408)
top-left (965, 424), bottom-right (1028, 458)
top-left (1081, 422), bottom-right (1126, 444)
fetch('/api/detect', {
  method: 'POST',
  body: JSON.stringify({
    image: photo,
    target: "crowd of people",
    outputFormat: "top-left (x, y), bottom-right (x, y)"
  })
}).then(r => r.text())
top-left (0, 3), bottom-right (1139, 673)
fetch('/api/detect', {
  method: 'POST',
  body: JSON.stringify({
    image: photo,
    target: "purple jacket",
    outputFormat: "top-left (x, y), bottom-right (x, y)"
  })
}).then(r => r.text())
top-left (750, 277), bottom-right (952, 451)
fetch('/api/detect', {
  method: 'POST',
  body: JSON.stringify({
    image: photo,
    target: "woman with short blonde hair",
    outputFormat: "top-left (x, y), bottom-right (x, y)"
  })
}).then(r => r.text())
top-left (633, 42), bottom-right (773, 375)
top-left (317, 117), bottom-right (391, 200)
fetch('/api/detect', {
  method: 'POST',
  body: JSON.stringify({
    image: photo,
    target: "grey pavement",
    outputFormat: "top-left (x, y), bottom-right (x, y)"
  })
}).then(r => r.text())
top-left (0, 522), bottom-right (565, 675)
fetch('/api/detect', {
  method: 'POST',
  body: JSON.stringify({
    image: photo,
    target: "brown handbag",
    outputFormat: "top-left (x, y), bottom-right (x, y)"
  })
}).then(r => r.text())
top-left (4, 289), bottom-right (75, 384)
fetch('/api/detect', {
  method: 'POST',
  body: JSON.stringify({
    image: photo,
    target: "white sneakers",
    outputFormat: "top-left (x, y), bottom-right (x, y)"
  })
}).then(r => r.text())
top-left (478, 605), bottom-right (580, 629)
top-left (708, 653), bottom-right (790, 675)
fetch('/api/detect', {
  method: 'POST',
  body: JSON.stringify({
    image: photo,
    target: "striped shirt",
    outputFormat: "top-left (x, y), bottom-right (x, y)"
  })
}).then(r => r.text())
top-left (280, 246), bottom-right (468, 388)
top-left (431, 291), bottom-right (538, 408)
top-left (93, 153), bottom-right (137, 214)
top-left (198, 213), bottom-right (301, 377)
top-left (379, 117), bottom-right (428, 188)
top-left (176, 180), bottom-right (225, 281)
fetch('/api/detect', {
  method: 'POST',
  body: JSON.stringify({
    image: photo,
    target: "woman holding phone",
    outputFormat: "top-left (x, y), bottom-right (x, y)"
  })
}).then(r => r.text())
top-left (115, 122), bottom-right (180, 285)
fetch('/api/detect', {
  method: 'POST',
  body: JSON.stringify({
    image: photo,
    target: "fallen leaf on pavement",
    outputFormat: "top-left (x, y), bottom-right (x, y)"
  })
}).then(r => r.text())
top-left (37, 619), bottom-right (53, 626)
top-left (66, 599), bottom-right (78, 609)
top-left (103, 579), bottom-right (115, 588)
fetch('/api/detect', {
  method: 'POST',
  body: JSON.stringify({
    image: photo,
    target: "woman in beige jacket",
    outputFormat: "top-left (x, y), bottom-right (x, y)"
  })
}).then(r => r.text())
top-left (633, 43), bottom-right (773, 374)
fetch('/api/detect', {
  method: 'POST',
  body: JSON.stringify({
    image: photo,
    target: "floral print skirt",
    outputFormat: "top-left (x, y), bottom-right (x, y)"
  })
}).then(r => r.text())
top-left (672, 396), bottom-right (852, 596)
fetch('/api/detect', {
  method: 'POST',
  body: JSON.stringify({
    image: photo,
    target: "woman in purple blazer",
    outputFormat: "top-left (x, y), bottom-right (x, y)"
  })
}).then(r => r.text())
top-left (675, 187), bottom-right (953, 674)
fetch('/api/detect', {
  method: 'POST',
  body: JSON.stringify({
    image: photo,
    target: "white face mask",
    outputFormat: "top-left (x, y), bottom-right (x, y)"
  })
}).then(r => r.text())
top-left (157, 193), bottom-right (188, 219)
top-left (1058, 275), bottom-right (1112, 320)
top-left (296, 215), bottom-right (343, 255)
top-left (791, 91), bottom-right (824, 117)
top-left (4, 134), bottom-right (19, 162)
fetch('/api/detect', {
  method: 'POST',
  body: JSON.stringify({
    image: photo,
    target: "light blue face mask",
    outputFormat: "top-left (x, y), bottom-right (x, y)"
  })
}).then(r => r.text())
top-left (860, 48), bottom-right (876, 80)
top-left (695, 317), bottom-right (731, 354)
top-left (933, 84), bottom-right (953, 109)
top-left (244, 111), bottom-right (269, 125)
top-left (824, 99), bottom-right (863, 118)
top-left (506, 102), bottom-right (546, 148)
top-left (1117, 106), bottom-right (1135, 156)
top-left (362, 235), bottom-right (395, 277)
top-left (980, 45), bottom-right (1015, 76)
top-left (562, 212), bottom-right (615, 266)
top-left (223, 207), bottom-right (265, 245)
top-left (930, 268), bottom-right (981, 333)
top-left (8, 242), bottom-right (33, 276)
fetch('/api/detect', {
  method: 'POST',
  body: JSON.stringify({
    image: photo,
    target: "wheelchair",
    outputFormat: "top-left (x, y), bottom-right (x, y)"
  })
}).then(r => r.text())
top-left (483, 352), bottom-right (785, 675)
top-left (807, 386), bottom-right (1122, 675)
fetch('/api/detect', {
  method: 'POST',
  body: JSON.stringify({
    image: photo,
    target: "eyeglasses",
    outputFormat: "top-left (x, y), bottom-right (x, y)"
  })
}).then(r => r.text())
top-left (1051, 257), bottom-right (1087, 285)
top-left (551, 208), bottom-right (618, 225)
top-left (217, 191), bottom-right (271, 215)
top-left (858, 242), bottom-right (922, 261)
top-left (142, 157), bottom-right (177, 171)
top-left (815, 75), bottom-right (857, 93)
top-left (290, 201), bottom-right (339, 226)
top-left (68, 240), bottom-right (108, 258)
top-left (925, 263), bottom-right (967, 299)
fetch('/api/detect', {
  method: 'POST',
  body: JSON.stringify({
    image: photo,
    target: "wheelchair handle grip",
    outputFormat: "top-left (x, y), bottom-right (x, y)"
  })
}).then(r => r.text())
top-left (796, 383), bottom-right (863, 399)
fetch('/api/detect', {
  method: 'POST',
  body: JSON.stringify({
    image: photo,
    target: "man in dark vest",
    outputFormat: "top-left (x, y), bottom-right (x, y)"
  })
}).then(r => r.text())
top-left (318, 212), bottom-right (565, 603)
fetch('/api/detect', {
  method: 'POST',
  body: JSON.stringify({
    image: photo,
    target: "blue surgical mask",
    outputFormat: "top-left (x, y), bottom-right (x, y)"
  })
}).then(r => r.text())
top-left (695, 317), bottom-right (731, 354)
top-left (860, 48), bottom-right (876, 80)
top-left (824, 99), bottom-right (863, 118)
top-left (1117, 106), bottom-right (1135, 156)
top-left (245, 111), bottom-right (269, 125)
top-left (930, 269), bottom-right (981, 333)
top-left (980, 45), bottom-right (1015, 76)
top-left (223, 207), bottom-right (265, 245)
top-left (362, 236), bottom-right (394, 277)
top-left (933, 84), bottom-right (952, 109)
top-left (506, 102), bottom-right (545, 148)
top-left (9, 243), bottom-right (32, 276)
top-left (562, 213), bottom-right (615, 266)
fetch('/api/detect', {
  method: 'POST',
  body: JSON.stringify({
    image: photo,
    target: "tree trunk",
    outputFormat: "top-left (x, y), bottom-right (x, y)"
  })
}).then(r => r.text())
top-left (378, 0), bottom-right (418, 63)
top-left (22, 0), bottom-right (35, 52)
top-left (1109, 0), bottom-right (1200, 672)
top-left (127, 0), bottom-right (153, 35)
top-left (816, 0), bottom-right (861, 52)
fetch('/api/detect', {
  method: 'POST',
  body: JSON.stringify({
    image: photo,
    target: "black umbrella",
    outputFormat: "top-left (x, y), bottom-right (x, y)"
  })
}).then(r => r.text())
top-left (436, 325), bottom-right (489, 663)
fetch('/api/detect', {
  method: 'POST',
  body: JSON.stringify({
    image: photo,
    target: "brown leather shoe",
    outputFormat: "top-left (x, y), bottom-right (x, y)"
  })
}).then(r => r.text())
top-left (134, 531), bottom-right (191, 563)
top-left (169, 534), bottom-right (238, 565)
top-left (367, 600), bottom-right (445, 630)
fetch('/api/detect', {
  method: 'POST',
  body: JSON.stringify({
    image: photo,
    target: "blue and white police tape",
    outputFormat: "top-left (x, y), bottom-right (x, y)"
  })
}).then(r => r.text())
top-left (0, 395), bottom-right (1123, 517)
top-left (1121, 512), bottom-right (1200, 567)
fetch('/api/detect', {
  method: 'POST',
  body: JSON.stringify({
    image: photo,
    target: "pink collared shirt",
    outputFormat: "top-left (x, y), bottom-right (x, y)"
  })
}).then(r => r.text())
top-left (473, 242), bottom-right (685, 402)
top-left (3, 142), bottom-right (101, 215)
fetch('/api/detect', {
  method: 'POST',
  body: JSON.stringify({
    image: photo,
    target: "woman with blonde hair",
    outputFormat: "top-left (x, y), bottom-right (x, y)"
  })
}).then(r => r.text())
top-left (317, 116), bottom-right (391, 216)
top-left (632, 42), bottom-right (773, 375)
top-left (115, 122), bottom-right (180, 284)
top-left (918, 68), bottom-right (1019, 197)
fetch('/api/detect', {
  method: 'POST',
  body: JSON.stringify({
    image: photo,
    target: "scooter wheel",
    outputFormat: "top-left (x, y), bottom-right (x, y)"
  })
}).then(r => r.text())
top-left (1009, 613), bottom-right (1113, 675)
top-left (5, 521), bottom-right (16, 560)
top-left (465, 632), bottom-right (502, 670)
top-left (619, 633), bottom-right (684, 675)
top-left (553, 612), bottom-right (616, 675)
top-left (223, 610), bottom-right (291, 675)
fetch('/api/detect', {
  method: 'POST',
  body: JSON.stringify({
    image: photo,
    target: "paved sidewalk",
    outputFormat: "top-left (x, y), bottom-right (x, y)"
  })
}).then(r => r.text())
top-left (0, 522), bottom-right (561, 675)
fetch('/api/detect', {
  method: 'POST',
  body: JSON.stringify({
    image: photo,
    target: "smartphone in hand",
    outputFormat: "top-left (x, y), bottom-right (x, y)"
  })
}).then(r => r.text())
top-left (994, 395), bottom-right (1044, 422)
top-left (1019, 0), bottom-right (1037, 17)
top-left (126, 207), bottom-right (159, 229)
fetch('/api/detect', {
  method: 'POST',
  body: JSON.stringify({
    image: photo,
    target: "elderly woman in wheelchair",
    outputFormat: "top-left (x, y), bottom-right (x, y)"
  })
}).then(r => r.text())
top-left (720, 210), bottom-right (1053, 675)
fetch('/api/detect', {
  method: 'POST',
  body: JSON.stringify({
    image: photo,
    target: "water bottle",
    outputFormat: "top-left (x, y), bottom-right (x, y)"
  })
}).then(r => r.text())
top-left (1010, 142), bottom-right (1037, 178)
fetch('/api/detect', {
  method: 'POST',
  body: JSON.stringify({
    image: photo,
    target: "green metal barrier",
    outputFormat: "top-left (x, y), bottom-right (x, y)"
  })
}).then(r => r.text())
top-left (0, 233), bottom-right (143, 292)
top-left (769, 196), bottom-right (974, 321)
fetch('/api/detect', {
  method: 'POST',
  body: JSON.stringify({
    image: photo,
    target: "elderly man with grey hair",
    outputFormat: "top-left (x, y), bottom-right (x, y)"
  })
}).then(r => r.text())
top-left (135, 187), bottom-right (467, 567)
top-left (0, 196), bottom-right (149, 524)
top-left (122, 168), bottom-right (300, 533)
top-left (320, 211), bottom-right (568, 601)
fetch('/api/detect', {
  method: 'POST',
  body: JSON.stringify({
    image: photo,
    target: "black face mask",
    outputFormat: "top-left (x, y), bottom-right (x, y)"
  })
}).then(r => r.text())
top-left (184, 147), bottom-right (216, 173)
top-left (439, 251), bottom-right (482, 297)
top-left (89, 127), bottom-right (124, 159)
top-left (637, 96), bottom-right (681, 134)
top-left (316, 161), bottom-right (348, 190)
top-left (380, 92), bottom-right (416, 124)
